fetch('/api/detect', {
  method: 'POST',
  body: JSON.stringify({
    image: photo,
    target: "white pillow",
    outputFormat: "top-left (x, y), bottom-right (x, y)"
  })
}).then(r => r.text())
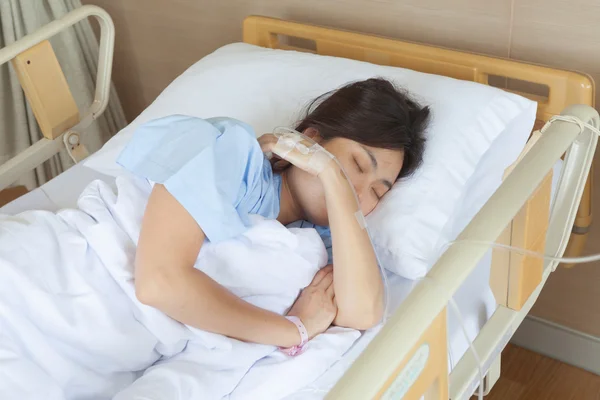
top-left (85, 43), bottom-right (536, 279)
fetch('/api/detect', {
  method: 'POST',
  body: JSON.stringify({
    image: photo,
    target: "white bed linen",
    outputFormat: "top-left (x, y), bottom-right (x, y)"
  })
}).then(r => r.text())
top-left (0, 163), bottom-right (502, 398)
top-left (0, 165), bottom-right (114, 215)
top-left (1, 159), bottom-right (565, 398)
top-left (0, 175), bottom-right (362, 400)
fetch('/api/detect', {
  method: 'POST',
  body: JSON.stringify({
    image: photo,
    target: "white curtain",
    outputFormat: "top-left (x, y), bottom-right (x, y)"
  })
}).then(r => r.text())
top-left (0, 0), bottom-right (126, 189)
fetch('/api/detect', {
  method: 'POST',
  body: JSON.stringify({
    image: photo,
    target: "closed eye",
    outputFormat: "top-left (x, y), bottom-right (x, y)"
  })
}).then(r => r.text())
top-left (354, 157), bottom-right (364, 173)
top-left (373, 182), bottom-right (391, 200)
top-left (372, 188), bottom-right (381, 200)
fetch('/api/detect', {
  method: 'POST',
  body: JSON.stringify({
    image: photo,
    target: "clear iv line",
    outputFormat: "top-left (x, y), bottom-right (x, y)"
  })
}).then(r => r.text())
top-left (449, 296), bottom-right (484, 400)
top-left (451, 240), bottom-right (600, 264)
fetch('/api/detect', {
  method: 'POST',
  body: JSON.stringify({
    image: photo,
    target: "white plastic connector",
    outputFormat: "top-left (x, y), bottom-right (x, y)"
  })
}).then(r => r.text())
top-left (63, 130), bottom-right (89, 163)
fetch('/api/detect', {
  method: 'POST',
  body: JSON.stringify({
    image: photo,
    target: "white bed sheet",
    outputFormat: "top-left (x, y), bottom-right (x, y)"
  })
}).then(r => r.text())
top-left (1, 160), bottom-right (563, 397)
top-left (1, 164), bottom-right (115, 215)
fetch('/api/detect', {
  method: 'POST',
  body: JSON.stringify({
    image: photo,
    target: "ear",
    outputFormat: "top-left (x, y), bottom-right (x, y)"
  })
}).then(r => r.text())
top-left (302, 127), bottom-right (323, 143)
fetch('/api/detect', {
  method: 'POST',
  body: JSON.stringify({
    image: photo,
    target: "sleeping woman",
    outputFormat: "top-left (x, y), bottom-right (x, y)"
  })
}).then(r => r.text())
top-left (123, 77), bottom-right (429, 350)
top-left (0, 77), bottom-right (429, 399)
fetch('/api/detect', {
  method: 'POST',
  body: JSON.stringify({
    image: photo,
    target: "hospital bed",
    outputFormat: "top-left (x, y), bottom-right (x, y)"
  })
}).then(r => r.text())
top-left (0, 5), bottom-right (598, 400)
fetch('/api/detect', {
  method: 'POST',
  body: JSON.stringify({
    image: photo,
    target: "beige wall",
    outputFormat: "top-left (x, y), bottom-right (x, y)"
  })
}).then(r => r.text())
top-left (82, 0), bottom-right (600, 336)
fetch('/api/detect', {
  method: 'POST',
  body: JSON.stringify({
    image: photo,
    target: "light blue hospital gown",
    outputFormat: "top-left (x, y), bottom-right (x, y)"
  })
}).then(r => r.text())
top-left (117, 115), bottom-right (333, 261)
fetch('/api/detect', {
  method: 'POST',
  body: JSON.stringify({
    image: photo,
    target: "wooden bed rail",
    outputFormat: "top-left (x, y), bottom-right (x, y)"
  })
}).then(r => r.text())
top-left (243, 16), bottom-right (593, 121)
top-left (491, 132), bottom-right (553, 310)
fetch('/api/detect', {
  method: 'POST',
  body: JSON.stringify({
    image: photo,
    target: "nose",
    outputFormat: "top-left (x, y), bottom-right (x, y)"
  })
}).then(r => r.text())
top-left (353, 180), bottom-right (377, 216)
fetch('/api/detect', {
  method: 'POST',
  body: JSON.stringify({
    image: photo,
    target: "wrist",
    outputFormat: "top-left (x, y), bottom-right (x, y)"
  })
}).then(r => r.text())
top-left (279, 316), bottom-right (302, 348)
top-left (317, 161), bottom-right (344, 185)
top-left (281, 316), bottom-right (308, 356)
top-left (318, 163), bottom-right (355, 199)
top-left (286, 316), bottom-right (308, 344)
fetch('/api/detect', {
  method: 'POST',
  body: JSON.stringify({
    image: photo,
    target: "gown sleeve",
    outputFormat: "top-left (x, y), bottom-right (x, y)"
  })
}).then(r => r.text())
top-left (116, 114), bottom-right (274, 243)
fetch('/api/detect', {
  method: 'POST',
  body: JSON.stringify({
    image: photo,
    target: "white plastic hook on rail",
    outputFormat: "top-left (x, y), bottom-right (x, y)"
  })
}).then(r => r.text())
top-left (63, 131), bottom-right (90, 163)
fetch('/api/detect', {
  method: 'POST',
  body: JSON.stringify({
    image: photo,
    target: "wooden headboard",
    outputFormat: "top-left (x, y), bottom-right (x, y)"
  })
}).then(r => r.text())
top-left (243, 16), bottom-right (594, 122)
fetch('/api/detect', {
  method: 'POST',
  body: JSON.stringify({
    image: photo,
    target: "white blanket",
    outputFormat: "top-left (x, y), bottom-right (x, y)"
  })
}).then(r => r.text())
top-left (0, 176), bottom-right (360, 400)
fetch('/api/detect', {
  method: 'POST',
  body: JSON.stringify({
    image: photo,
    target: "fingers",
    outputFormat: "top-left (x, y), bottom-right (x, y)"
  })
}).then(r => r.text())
top-left (326, 282), bottom-right (335, 298)
top-left (258, 134), bottom-right (277, 153)
top-left (310, 265), bottom-right (333, 286)
top-left (317, 270), bottom-right (333, 290)
top-left (314, 267), bottom-right (333, 291)
top-left (272, 159), bottom-right (291, 171)
top-left (310, 267), bottom-right (328, 286)
top-left (258, 133), bottom-right (277, 145)
top-left (260, 134), bottom-right (293, 172)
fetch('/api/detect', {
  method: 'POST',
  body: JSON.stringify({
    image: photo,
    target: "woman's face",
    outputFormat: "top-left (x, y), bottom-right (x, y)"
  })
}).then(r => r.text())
top-left (285, 134), bottom-right (404, 226)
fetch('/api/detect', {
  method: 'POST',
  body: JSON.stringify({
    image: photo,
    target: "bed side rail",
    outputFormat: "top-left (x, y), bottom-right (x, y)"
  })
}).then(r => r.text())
top-left (326, 104), bottom-right (599, 400)
top-left (450, 108), bottom-right (598, 399)
top-left (0, 5), bottom-right (114, 191)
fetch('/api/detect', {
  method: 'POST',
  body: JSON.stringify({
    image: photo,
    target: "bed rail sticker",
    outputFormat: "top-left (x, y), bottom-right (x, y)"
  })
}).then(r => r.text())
top-left (381, 343), bottom-right (430, 400)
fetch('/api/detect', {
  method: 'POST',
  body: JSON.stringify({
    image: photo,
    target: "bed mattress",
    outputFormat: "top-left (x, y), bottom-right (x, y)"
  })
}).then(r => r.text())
top-left (0, 160), bottom-right (562, 397)
top-left (0, 164), bottom-right (115, 215)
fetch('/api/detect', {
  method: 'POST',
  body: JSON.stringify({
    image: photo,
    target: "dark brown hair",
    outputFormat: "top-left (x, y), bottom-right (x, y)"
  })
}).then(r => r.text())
top-left (296, 78), bottom-right (430, 179)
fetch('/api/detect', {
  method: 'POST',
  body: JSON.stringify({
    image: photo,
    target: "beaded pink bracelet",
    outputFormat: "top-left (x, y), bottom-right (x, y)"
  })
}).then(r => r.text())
top-left (280, 316), bottom-right (308, 356)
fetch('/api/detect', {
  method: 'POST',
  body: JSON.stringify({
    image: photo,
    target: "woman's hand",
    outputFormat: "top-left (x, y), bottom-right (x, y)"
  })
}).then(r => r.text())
top-left (287, 265), bottom-right (337, 339)
top-left (258, 133), bottom-right (335, 176)
top-left (258, 134), bottom-right (291, 172)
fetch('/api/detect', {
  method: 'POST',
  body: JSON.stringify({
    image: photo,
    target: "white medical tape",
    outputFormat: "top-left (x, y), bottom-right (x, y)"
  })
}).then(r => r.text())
top-left (354, 210), bottom-right (367, 230)
top-left (307, 145), bottom-right (335, 175)
top-left (295, 142), bottom-right (311, 155)
top-left (272, 129), bottom-right (336, 175)
top-left (273, 134), bottom-right (302, 160)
